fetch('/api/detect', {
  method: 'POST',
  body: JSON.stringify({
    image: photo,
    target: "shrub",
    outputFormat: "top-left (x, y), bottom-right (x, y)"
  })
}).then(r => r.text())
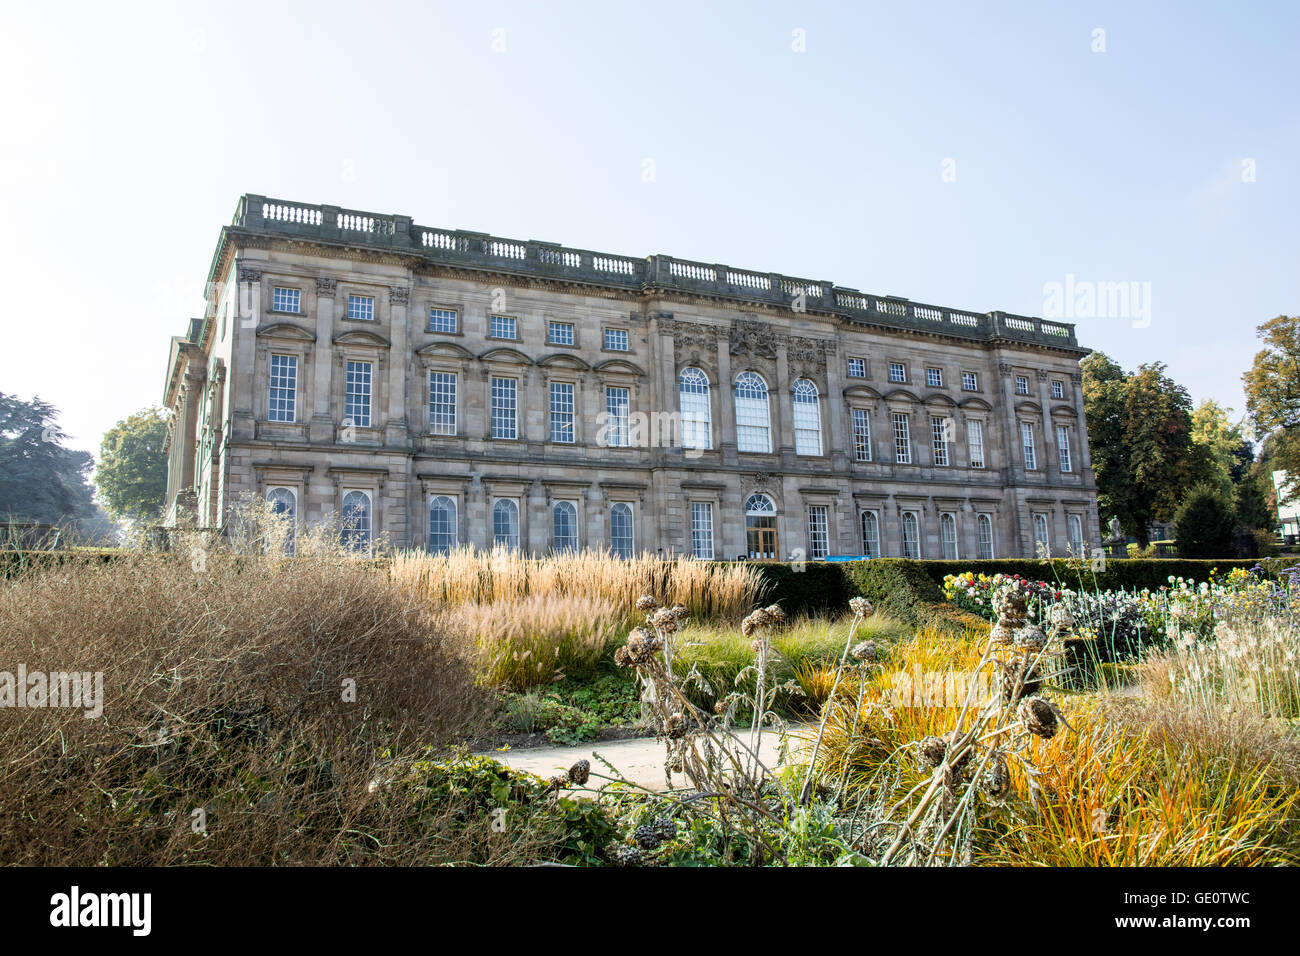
top-left (1175, 484), bottom-right (1238, 558)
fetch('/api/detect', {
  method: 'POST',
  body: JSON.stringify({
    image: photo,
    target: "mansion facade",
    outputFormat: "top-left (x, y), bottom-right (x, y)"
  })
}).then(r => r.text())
top-left (161, 194), bottom-right (1100, 561)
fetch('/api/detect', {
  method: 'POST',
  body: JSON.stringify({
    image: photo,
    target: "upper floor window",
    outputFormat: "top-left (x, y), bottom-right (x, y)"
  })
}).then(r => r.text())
top-left (491, 377), bottom-right (517, 439)
top-left (1057, 425), bottom-right (1073, 472)
top-left (1021, 422), bottom-right (1037, 470)
top-left (892, 412), bottom-right (911, 464)
top-left (931, 416), bottom-right (950, 467)
top-left (272, 287), bottom-right (301, 314)
top-left (1015, 375), bottom-right (1030, 395)
top-left (679, 367), bottom-right (712, 450)
top-left (489, 315), bottom-right (516, 340)
top-left (268, 354), bottom-right (297, 423)
top-left (967, 419), bottom-right (985, 469)
top-left (550, 382), bottom-right (575, 443)
top-left (792, 379), bottom-right (822, 456)
top-left (341, 490), bottom-right (372, 552)
top-left (926, 367), bottom-right (943, 388)
top-left (610, 502), bottom-right (634, 558)
top-left (962, 371), bottom-right (979, 391)
top-left (428, 371), bottom-right (456, 435)
top-left (429, 308), bottom-right (458, 333)
top-left (1051, 380), bottom-right (1065, 400)
top-left (428, 495), bottom-right (457, 554)
top-left (604, 386), bottom-right (630, 447)
top-left (604, 328), bottom-right (629, 351)
top-left (889, 362), bottom-right (907, 384)
top-left (847, 357), bottom-right (867, 378)
top-left (852, 408), bottom-right (872, 462)
top-left (493, 498), bottom-right (520, 550)
top-left (734, 372), bottom-right (771, 454)
top-left (347, 295), bottom-right (374, 321)
top-left (548, 321), bottom-right (574, 346)
top-left (344, 360), bottom-right (372, 428)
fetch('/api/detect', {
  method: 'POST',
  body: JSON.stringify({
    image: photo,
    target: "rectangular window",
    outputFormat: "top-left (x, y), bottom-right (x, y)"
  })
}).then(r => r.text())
top-left (847, 357), bottom-right (866, 378)
top-left (892, 413), bottom-right (911, 464)
top-left (962, 371), bottom-right (978, 391)
top-left (977, 514), bottom-right (995, 559)
top-left (604, 328), bottom-right (629, 351)
top-left (889, 362), bottom-right (906, 384)
top-left (1015, 375), bottom-right (1030, 395)
top-left (268, 354), bottom-right (297, 423)
top-left (691, 502), bottom-right (714, 559)
top-left (852, 408), bottom-right (872, 462)
top-left (491, 377), bottom-right (517, 439)
top-left (1057, 425), bottom-right (1072, 472)
top-left (1021, 422), bottom-right (1037, 470)
top-left (345, 360), bottom-right (372, 428)
top-left (807, 505), bottom-right (829, 560)
top-left (272, 287), bottom-right (300, 313)
top-left (489, 315), bottom-right (516, 340)
top-left (347, 294), bottom-right (374, 321)
top-left (550, 382), bottom-right (575, 443)
top-left (548, 321), bottom-right (574, 346)
top-left (1051, 380), bottom-right (1065, 400)
top-left (428, 308), bottom-right (458, 333)
top-left (605, 386), bottom-right (630, 447)
top-left (967, 419), bottom-right (985, 469)
top-left (1068, 514), bottom-right (1085, 556)
top-left (931, 416), bottom-right (949, 467)
top-left (429, 371), bottom-right (456, 435)
top-left (926, 367), bottom-right (943, 388)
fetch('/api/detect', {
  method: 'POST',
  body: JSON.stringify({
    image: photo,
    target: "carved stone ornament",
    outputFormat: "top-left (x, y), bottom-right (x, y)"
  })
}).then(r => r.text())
top-left (238, 267), bottom-right (262, 283)
top-left (315, 277), bottom-right (338, 297)
top-left (729, 318), bottom-right (779, 359)
top-left (668, 320), bottom-right (720, 352)
top-left (389, 286), bottom-right (411, 305)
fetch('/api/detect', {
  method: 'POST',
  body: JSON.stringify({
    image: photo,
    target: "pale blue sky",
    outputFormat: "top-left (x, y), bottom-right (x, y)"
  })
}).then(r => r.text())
top-left (1, 0), bottom-right (1296, 460)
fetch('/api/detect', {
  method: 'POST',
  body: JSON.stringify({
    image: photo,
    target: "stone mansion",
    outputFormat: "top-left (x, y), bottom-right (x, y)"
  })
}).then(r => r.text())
top-left (161, 194), bottom-right (1099, 561)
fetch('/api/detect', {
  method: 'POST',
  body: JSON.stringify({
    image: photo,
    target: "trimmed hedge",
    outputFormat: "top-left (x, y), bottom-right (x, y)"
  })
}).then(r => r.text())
top-left (908, 559), bottom-right (1275, 594)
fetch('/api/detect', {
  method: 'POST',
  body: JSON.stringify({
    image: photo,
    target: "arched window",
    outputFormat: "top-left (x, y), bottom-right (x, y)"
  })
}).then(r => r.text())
top-left (977, 513), bottom-right (995, 559)
top-left (428, 495), bottom-right (457, 554)
top-left (940, 512), bottom-right (958, 560)
top-left (1032, 513), bottom-right (1050, 556)
top-left (734, 372), bottom-right (771, 453)
top-left (341, 491), bottom-right (371, 552)
top-left (860, 510), bottom-right (880, 559)
top-left (266, 487), bottom-right (296, 555)
top-left (745, 493), bottom-right (778, 559)
top-left (553, 501), bottom-right (578, 552)
top-left (493, 499), bottom-right (520, 550)
top-left (792, 379), bottom-right (822, 456)
top-left (679, 367), bottom-right (712, 450)
top-left (901, 511), bottom-right (920, 559)
top-left (610, 502), bottom-right (634, 558)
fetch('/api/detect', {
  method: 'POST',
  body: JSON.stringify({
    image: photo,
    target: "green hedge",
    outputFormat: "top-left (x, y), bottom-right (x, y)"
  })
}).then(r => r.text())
top-left (908, 558), bottom-right (1275, 594)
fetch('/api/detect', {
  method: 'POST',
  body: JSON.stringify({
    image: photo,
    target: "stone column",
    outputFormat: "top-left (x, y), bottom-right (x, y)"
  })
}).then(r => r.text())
top-left (231, 265), bottom-right (262, 442)
top-left (824, 343), bottom-right (847, 469)
top-left (716, 330), bottom-right (736, 466)
top-left (528, 478), bottom-right (547, 554)
top-left (310, 277), bottom-right (336, 443)
top-left (1038, 370), bottom-right (1058, 483)
top-left (385, 285), bottom-right (411, 448)
top-left (775, 339), bottom-right (792, 465)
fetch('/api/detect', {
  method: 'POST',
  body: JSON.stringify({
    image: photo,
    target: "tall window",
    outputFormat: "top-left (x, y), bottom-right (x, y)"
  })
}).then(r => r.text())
top-left (807, 505), bottom-right (829, 559)
top-left (428, 496), bottom-right (457, 554)
top-left (489, 315), bottom-right (516, 339)
top-left (931, 416), bottom-right (949, 467)
top-left (1021, 422), bottom-right (1036, 470)
top-left (901, 511), bottom-right (920, 559)
top-left (604, 328), bottom-right (629, 351)
top-left (852, 408), bottom-right (872, 462)
top-left (553, 501), bottom-right (578, 552)
top-left (428, 308), bottom-right (458, 333)
top-left (610, 503), bottom-right (634, 557)
top-left (604, 386), bottom-right (630, 447)
top-left (679, 368), bottom-right (712, 450)
top-left (341, 491), bottom-right (371, 552)
top-left (345, 360), bottom-right (372, 428)
top-left (491, 377), bottom-right (517, 439)
top-left (1051, 380), bottom-right (1065, 399)
top-left (266, 487), bottom-right (296, 555)
top-left (346, 295), bottom-right (374, 321)
top-left (1057, 425), bottom-right (1073, 472)
top-left (550, 382), bottom-right (575, 443)
top-left (1032, 513), bottom-right (1050, 556)
top-left (429, 371), bottom-right (456, 435)
top-left (691, 502), bottom-right (714, 559)
top-left (745, 493), bottom-right (778, 559)
top-left (548, 321), bottom-right (574, 345)
top-left (268, 354), bottom-right (297, 423)
top-left (977, 514), bottom-right (994, 559)
top-left (1068, 514), bottom-right (1085, 556)
top-left (967, 419), bottom-right (985, 469)
top-left (940, 512), bottom-right (958, 559)
top-left (792, 379), bottom-right (822, 456)
top-left (892, 412), bottom-right (911, 464)
top-left (889, 362), bottom-right (907, 383)
top-left (734, 372), bottom-right (771, 453)
top-left (272, 287), bottom-right (300, 313)
top-left (860, 511), bottom-right (880, 558)
top-left (493, 499), bottom-right (520, 549)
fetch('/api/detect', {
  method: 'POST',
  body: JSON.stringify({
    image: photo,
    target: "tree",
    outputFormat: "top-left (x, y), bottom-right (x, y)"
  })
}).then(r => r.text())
top-left (1174, 484), bottom-right (1237, 558)
top-left (1234, 472), bottom-right (1272, 530)
top-left (96, 408), bottom-right (170, 522)
top-left (1082, 353), bottom-right (1210, 547)
top-left (0, 392), bottom-right (98, 526)
top-left (1244, 315), bottom-right (1300, 498)
top-left (1190, 399), bottom-right (1254, 498)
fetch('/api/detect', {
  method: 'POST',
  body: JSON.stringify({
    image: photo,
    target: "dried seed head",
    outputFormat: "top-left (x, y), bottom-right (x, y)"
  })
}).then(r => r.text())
top-left (671, 603), bottom-right (689, 621)
top-left (849, 596), bottom-right (874, 617)
top-left (567, 759), bottom-right (590, 786)
top-left (981, 751), bottom-right (1012, 800)
top-left (613, 645), bottom-right (631, 667)
top-left (636, 594), bottom-right (659, 612)
top-left (989, 622), bottom-right (1017, 646)
top-left (651, 606), bottom-right (679, 633)
top-left (850, 640), bottom-right (878, 662)
top-left (1019, 696), bottom-right (1059, 739)
top-left (665, 712), bottom-right (688, 739)
top-left (1014, 624), bottom-right (1048, 651)
top-left (999, 656), bottom-right (1042, 703)
top-left (764, 604), bottom-right (787, 625)
top-left (918, 735), bottom-right (947, 770)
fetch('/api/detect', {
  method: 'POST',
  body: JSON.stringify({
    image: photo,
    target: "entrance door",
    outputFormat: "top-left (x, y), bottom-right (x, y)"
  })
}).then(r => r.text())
top-left (745, 493), bottom-right (779, 559)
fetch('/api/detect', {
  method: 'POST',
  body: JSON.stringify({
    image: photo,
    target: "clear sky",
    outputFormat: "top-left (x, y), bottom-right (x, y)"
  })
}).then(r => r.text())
top-left (1, 0), bottom-right (1296, 462)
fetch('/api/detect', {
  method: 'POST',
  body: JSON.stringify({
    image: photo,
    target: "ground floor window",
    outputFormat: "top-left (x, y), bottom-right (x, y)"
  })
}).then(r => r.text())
top-left (341, 490), bottom-right (371, 552)
top-left (266, 487), bottom-right (296, 555)
top-left (861, 510), bottom-right (880, 558)
top-left (977, 513), bottom-right (995, 559)
top-left (553, 500), bottom-right (579, 552)
top-left (610, 502), bottom-right (634, 558)
top-left (428, 495), bottom-right (457, 554)
top-left (745, 493), bottom-right (778, 559)
top-left (493, 498), bottom-right (520, 550)
top-left (691, 502), bottom-right (714, 559)
top-left (940, 512), bottom-right (958, 559)
top-left (901, 511), bottom-right (920, 559)
top-left (807, 505), bottom-right (829, 559)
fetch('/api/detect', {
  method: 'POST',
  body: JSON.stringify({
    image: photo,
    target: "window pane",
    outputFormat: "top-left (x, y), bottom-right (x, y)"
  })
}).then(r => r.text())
top-left (940, 513), bottom-right (958, 559)
top-left (341, 491), bottom-right (371, 551)
top-left (268, 354), bottom-right (297, 422)
top-left (429, 308), bottom-right (458, 333)
top-left (1057, 425), bottom-right (1072, 472)
top-left (604, 386), bottom-right (630, 447)
top-left (792, 379), bottom-right (821, 456)
top-left (734, 373), bottom-right (771, 453)
top-left (977, 514), bottom-right (994, 559)
top-left (968, 419), bottom-right (985, 469)
top-left (962, 371), bottom-right (978, 391)
top-left (807, 505), bottom-right (829, 559)
top-left (889, 362), bottom-right (906, 383)
top-left (267, 487), bottom-right (296, 555)
top-left (679, 368), bottom-right (711, 450)
top-left (553, 501), bottom-right (578, 552)
top-left (1032, 513), bottom-right (1050, 556)
top-left (852, 408), bottom-right (872, 462)
top-left (848, 358), bottom-right (866, 378)
top-left (345, 360), bottom-right (372, 428)
top-left (610, 503), bottom-right (633, 558)
top-left (490, 315), bottom-right (516, 339)
top-left (604, 328), bottom-right (629, 351)
top-left (931, 416), bottom-right (949, 467)
top-left (548, 321), bottom-right (574, 345)
top-left (493, 499), bottom-right (519, 549)
top-left (691, 502), bottom-right (714, 559)
top-left (926, 367), bottom-right (942, 388)
top-left (347, 295), bottom-right (374, 321)
top-left (272, 287), bottom-right (300, 313)
top-left (491, 378), bottom-right (517, 439)
top-left (429, 372), bottom-right (456, 435)
top-left (892, 413), bottom-right (911, 464)
top-left (1022, 422), bottom-right (1036, 470)
top-left (428, 496), bottom-right (457, 554)
top-left (1068, 514), bottom-right (1084, 556)
top-left (860, 511), bottom-right (879, 558)
top-left (902, 512), bottom-right (919, 558)
top-left (550, 382), bottom-right (575, 443)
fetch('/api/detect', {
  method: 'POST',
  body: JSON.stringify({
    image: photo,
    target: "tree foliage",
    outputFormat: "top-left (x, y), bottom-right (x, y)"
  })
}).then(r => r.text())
top-left (1174, 484), bottom-right (1237, 559)
top-left (1244, 314), bottom-right (1300, 500)
top-left (96, 408), bottom-right (170, 522)
top-left (0, 392), bottom-right (99, 526)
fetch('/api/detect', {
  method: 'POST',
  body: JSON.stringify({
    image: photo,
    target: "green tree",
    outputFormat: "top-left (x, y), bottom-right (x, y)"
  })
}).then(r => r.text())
top-left (1234, 472), bottom-right (1272, 531)
top-left (1174, 484), bottom-right (1237, 558)
top-left (96, 408), bottom-right (170, 522)
top-left (1082, 353), bottom-right (1210, 547)
top-left (0, 392), bottom-right (98, 526)
top-left (1244, 315), bottom-right (1300, 498)
top-left (1190, 399), bottom-right (1254, 498)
